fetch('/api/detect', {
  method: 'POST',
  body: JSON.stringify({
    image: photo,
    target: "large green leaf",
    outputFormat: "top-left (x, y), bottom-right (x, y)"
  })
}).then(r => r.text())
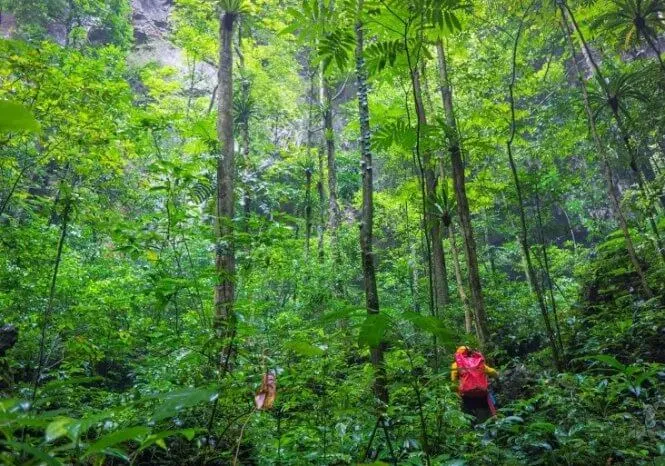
top-left (45, 417), bottom-right (75, 443)
top-left (0, 101), bottom-right (40, 133)
top-left (84, 426), bottom-right (150, 457)
top-left (284, 340), bottom-right (325, 357)
top-left (1, 440), bottom-right (62, 465)
top-left (402, 312), bottom-right (456, 345)
top-left (150, 386), bottom-right (219, 422)
top-left (585, 355), bottom-right (626, 372)
top-left (138, 428), bottom-right (197, 452)
top-left (358, 313), bottom-right (390, 348)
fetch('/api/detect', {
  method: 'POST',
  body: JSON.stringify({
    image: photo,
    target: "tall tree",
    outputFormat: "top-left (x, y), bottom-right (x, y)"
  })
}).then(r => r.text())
top-left (592, 0), bottom-right (665, 74)
top-left (416, 62), bottom-right (450, 317)
top-left (355, 0), bottom-right (387, 405)
top-left (319, 0), bottom-right (341, 234)
top-left (560, 1), bottom-right (665, 261)
top-left (505, 8), bottom-right (563, 370)
top-left (215, 3), bottom-right (239, 371)
top-left (436, 38), bottom-right (491, 345)
top-left (236, 19), bottom-right (253, 227)
top-left (558, 3), bottom-right (654, 297)
top-left (320, 75), bottom-right (341, 232)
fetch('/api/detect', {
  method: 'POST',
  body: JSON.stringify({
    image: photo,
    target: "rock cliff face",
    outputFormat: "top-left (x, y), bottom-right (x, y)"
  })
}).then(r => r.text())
top-left (130, 0), bottom-right (181, 67)
top-left (132, 0), bottom-right (172, 44)
top-left (130, 0), bottom-right (216, 88)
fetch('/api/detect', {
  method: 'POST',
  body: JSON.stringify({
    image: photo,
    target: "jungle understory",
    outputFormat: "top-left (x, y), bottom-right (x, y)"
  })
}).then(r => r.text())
top-left (1, 0), bottom-right (665, 465)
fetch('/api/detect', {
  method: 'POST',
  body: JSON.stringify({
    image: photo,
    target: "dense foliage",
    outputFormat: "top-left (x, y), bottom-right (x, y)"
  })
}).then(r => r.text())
top-left (1, 0), bottom-right (664, 464)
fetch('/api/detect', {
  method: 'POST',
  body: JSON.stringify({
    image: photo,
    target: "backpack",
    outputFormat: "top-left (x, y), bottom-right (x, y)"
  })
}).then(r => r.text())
top-left (455, 351), bottom-right (489, 397)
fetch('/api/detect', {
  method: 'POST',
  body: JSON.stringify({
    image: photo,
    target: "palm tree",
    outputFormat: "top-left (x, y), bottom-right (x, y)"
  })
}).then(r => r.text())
top-left (560, 0), bottom-right (665, 261)
top-left (593, 0), bottom-right (665, 73)
top-left (557, 3), bottom-right (655, 298)
top-left (586, 70), bottom-right (665, 258)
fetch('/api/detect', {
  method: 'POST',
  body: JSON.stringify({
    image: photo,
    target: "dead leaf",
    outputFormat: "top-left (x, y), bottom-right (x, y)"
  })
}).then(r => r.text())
top-left (255, 371), bottom-right (276, 410)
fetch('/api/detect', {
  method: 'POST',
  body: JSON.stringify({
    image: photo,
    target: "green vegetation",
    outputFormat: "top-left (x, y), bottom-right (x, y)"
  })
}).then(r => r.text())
top-left (0, 0), bottom-right (664, 464)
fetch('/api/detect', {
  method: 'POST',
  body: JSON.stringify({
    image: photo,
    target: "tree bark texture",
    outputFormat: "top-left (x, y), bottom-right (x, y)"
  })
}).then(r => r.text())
top-left (414, 65), bottom-right (450, 317)
top-left (320, 75), bottom-right (341, 232)
top-left (355, 6), bottom-right (387, 405)
top-left (215, 10), bottom-right (237, 371)
top-left (436, 39), bottom-right (491, 345)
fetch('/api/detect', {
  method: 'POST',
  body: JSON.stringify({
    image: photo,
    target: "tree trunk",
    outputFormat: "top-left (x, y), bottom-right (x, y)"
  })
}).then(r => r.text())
top-left (448, 221), bottom-right (473, 335)
top-left (421, 62), bottom-right (451, 313)
top-left (560, 10), bottom-right (654, 298)
top-left (411, 67), bottom-right (448, 316)
top-left (320, 75), bottom-right (341, 232)
top-left (305, 68), bottom-right (316, 258)
top-left (355, 2), bottom-right (387, 406)
top-left (317, 142), bottom-right (326, 262)
top-left (215, 10), bottom-right (237, 372)
top-left (643, 33), bottom-right (665, 75)
top-left (305, 168), bottom-right (313, 257)
top-left (561, 2), bottom-right (665, 261)
top-left (534, 190), bottom-right (565, 353)
top-left (505, 16), bottom-right (563, 370)
top-left (436, 39), bottom-right (490, 345)
top-left (33, 195), bottom-right (71, 399)
top-left (237, 23), bottom-right (251, 226)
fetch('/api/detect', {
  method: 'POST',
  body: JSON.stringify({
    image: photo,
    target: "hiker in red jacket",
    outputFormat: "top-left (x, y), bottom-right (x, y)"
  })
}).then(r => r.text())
top-left (451, 346), bottom-right (498, 422)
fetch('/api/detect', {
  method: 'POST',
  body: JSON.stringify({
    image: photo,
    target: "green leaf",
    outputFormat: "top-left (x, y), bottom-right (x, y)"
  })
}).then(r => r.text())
top-left (320, 306), bottom-right (363, 323)
top-left (358, 313), bottom-right (390, 348)
top-left (284, 340), bottom-right (325, 357)
top-left (1, 440), bottom-right (62, 466)
top-left (138, 428), bottom-right (198, 452)
top-left (151, 386), bottom-right (219, 422)
top-left (402, 312), bottom-right (455, 344)
top-left (0, 101), bottom-right (40, 133)
top-left (45, 417), bottom-right (74, 443)
top-left (84, 426), bottom-right (150, 457)
top-left (585, 355), bottom-right (626, 372)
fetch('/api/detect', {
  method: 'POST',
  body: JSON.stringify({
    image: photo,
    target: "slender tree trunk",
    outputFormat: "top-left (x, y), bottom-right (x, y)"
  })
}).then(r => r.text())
top-left (215, 10), bottom-right (237, 372)
top-left (320, 72), bottom-right (344, 295)
top-left (355, 2), bottom-right (387, 405)
top-left (506, 14), bottom-right (563, 370)
top-left (0, 168), bottom-right (28, 217)
top-left (558, 202), bottom-right (578, 255)
top-left (562, 2), bottom-right (665, 261)
top-left (440, 159), bottom-right (472, 334)
top-left (237, 24), bottom-right (252, 226)
top-left (405, 202), bottom-right (421, 313)
top-left (317, 142), bottom-right (326, 262)
top-left (305, 68), bottom-right (316, 258)
top-left (305, 168), bottom-right (313, 257)
top-left (448, 221), bottom-right (473, 334)
top-left (643, 33), bottom-right (665, 75)
top-left (436, 39), bottom-right (490, 345)
top-left (534, 189), bottom-right (565, 354)
top-left (560, 11), bottom-right (654, 298)
top-left (320, 75), bottom-right (341, 232)
top-left (404, 44), bottom-right (440, 368)
top-left (405, 65), bottom-right (437, 322)
top-left (411, 67), bottom-right (448, 316)
top-left (33, 195), bottom-right (71, 400)
top-left (421, 62), bottom-right (451, 313)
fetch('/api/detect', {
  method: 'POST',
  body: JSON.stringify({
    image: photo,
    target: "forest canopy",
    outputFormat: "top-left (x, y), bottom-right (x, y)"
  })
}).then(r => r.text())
top-left (0, 0), bottom-right (664, 464)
